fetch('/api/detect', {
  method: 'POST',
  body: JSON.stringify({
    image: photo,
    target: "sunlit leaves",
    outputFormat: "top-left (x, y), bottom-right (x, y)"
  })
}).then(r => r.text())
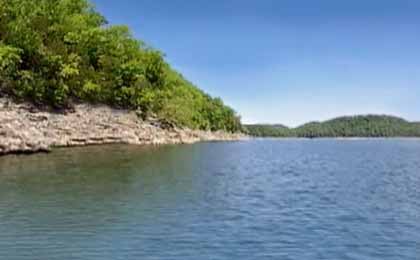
top-left (0, 0), bottom-right (242, 131)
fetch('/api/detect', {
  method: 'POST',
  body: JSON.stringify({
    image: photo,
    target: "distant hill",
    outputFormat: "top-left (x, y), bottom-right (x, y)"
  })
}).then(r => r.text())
top-left (245, 115), bottom-right (420, 138)
top-left (244, 124), bottom-right (290, 137)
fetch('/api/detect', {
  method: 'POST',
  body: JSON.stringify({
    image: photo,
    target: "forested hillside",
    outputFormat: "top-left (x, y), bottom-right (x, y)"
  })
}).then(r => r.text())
top-left (0, 0), bottom-right (241, 132)
top-left (243, 124), bottom-right (291, 137)
top-left (245, 115), bottom-right (420, 138)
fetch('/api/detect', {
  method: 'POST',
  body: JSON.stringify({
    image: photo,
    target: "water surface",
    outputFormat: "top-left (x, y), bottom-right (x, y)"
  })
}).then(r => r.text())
top-left (0, 139), bottom-right (419, 259)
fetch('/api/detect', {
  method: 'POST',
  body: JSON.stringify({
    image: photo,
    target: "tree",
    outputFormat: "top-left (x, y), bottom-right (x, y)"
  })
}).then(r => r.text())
top-left (0, 0), bottom-right (242, 132)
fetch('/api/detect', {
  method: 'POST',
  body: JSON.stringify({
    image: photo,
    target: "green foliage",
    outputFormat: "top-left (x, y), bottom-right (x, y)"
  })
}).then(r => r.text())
top-left (0, 0), bottom-right (241, 131)
top-left (244, 124), bottom-right (291, 137)
top-left (156, 80), bottom-right (239, 131)
top-left (0, 44), bottom-right (21, 74)
top-left (245, 115), bottom-right (420, 138)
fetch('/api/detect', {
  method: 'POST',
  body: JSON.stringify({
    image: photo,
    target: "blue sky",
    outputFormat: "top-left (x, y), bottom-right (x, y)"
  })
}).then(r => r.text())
top-left (92, 0), bottom-right (420, 126)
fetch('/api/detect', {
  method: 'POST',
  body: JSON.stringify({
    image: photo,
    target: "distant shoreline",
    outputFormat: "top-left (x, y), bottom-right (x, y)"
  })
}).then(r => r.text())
top-left (251, 137), bottom-right (420, 140)
top-left (245, 116), bottom-right (420, 138)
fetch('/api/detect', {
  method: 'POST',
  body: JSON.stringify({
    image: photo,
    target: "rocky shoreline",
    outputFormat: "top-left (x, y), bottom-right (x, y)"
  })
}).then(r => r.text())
top-left (0, 98), bottom-right (246, 156)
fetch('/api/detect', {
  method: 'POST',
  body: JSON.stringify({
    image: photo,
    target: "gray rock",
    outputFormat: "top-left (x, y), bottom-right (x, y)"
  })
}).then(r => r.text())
top-left (0, 98), bottom-right (247, 156)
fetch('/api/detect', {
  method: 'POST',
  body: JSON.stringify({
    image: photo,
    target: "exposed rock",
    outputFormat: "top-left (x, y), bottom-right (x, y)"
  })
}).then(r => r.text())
top-left (0, 98), bottom-right (247, 155)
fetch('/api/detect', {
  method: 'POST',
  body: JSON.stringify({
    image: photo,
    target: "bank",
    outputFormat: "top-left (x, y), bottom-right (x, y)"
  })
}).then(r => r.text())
top-left (0, 98), bottom-right (246, 156)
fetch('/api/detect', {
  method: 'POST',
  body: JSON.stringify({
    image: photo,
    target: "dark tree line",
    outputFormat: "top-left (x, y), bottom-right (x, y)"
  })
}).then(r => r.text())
top-left (245, 115), bottom-right (420, 138)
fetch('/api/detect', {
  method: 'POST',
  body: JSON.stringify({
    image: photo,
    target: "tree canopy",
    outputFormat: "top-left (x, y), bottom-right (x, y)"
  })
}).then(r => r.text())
top-left (0, 0), bottom-right (242, 132)
top-left (245, 115), bottom-right (420, 138)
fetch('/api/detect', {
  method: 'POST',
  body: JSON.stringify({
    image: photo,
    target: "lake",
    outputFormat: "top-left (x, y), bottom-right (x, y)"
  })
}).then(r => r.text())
top-left (0, 139), bottom-right (419, 260)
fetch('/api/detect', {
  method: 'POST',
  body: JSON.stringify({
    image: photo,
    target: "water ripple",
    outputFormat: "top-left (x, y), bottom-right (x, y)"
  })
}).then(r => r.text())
top-left (0, 140), bottom-right (419, 259)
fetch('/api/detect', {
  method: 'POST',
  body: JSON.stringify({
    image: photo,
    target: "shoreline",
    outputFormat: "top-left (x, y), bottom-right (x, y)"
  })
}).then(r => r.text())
top-left (251, 137), bottom-right (420, 140)
top-left (0, 98), bottom-right (247, 156)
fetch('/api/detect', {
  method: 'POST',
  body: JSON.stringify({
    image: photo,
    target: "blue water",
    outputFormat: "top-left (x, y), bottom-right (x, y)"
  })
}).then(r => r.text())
top-left (0, 139), bottom-right (419, 259)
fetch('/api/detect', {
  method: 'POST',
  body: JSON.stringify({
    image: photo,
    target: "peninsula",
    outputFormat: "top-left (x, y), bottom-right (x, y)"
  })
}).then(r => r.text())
top-left (0, 0), bottom-right (244, 155)
top-left (245, 115), bottom-right (420, 138)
